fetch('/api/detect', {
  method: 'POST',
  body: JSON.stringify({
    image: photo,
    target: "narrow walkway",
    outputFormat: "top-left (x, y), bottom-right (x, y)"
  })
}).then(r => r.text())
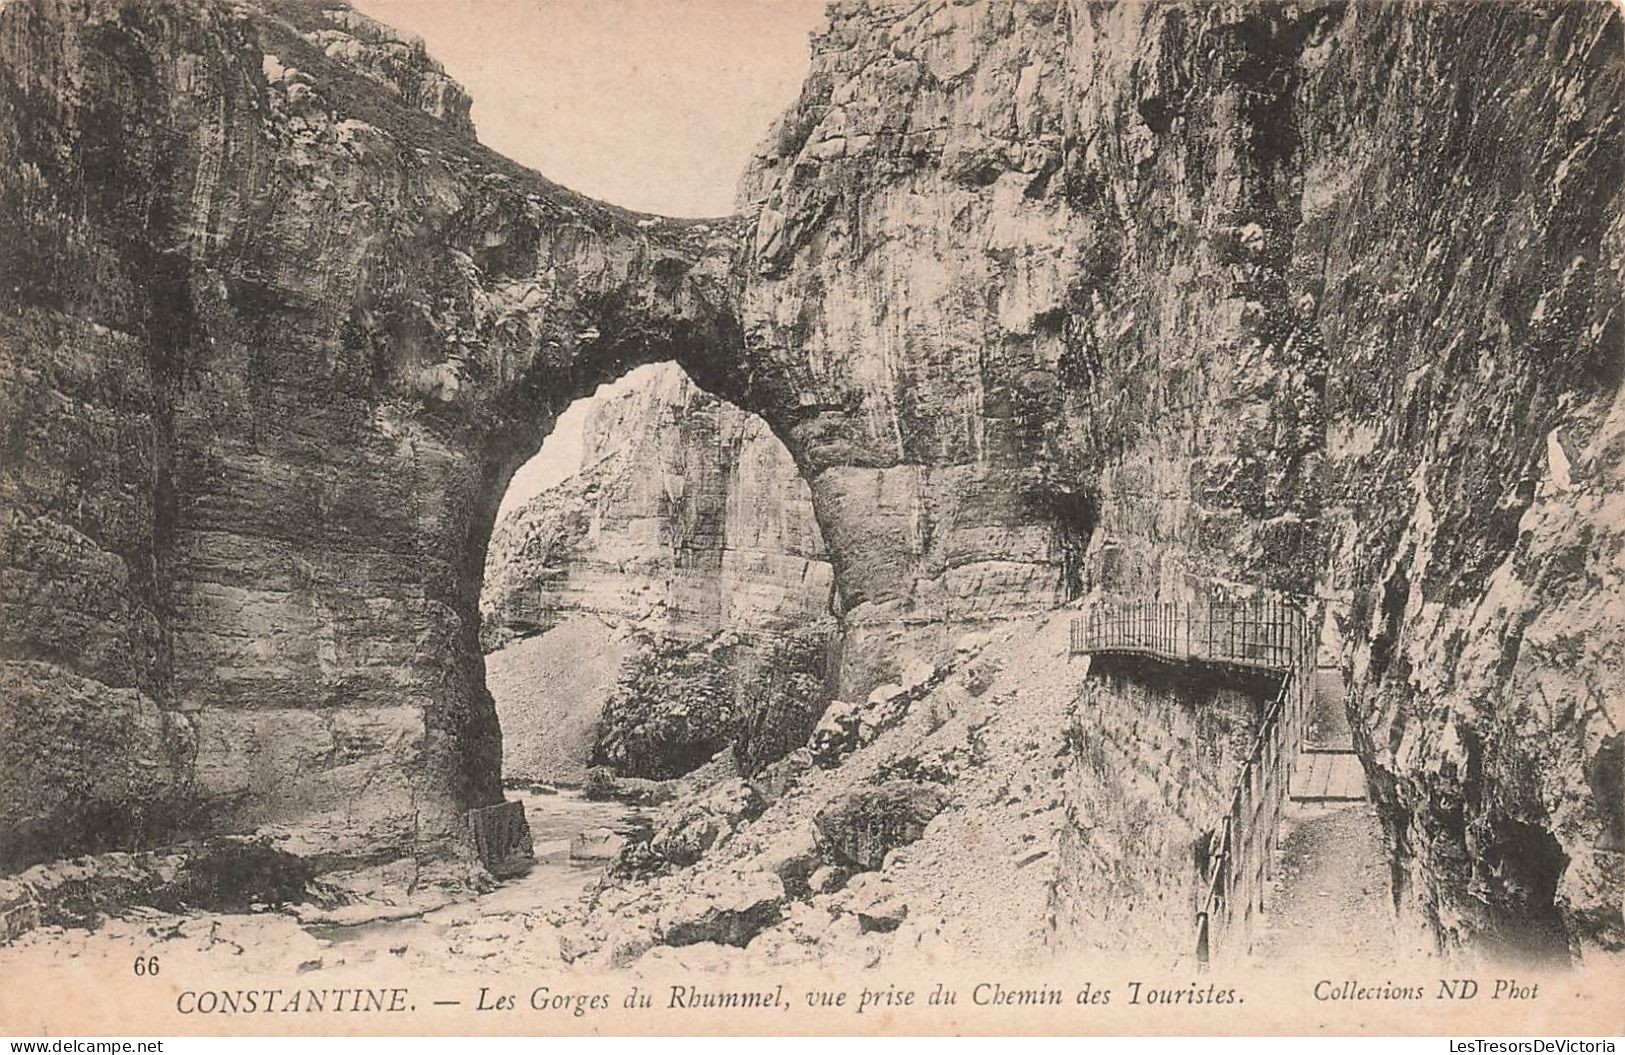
top-left (1290, 665), bottom-right (1367, 802)
top-left (1252, 800), bottom-right (1396, 965)
top-left (1072, 594), bottom-right (1389, 964)
top-left (1256, 663), bottom-right (1397, 964)
top-left (1293, 751), bottom-right (1364, 800)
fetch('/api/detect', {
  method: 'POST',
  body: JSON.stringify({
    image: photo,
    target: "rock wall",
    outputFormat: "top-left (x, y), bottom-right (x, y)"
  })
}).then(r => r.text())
top-left (0, 0), bottom-right (738, 875)
top-left (481, 363), bottom-right (834, 647)
top-left (1051, 657), bottom-right (1273, 959)
top-left (1292, 8), bottom-right (1625, 959)
top-left (479, 363), bottom-right (835, 785)
top-left (725, 0), bottom-right (1623, 955)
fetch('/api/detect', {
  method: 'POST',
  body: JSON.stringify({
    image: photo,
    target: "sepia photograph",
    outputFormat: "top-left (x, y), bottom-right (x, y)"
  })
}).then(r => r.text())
top-left (0, 0), bottom-right (1620, 1041)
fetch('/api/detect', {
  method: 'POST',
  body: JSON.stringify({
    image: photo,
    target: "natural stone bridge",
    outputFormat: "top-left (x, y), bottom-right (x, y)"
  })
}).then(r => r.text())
top-left (0, 0), bottom-right (753, 876)
top-left (0, 0), bottom-right (1093, 880)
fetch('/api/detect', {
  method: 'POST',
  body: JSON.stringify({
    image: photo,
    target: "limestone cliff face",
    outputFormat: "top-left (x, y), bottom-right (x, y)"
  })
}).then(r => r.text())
top-left (290, 3), bottom-right (475, 135)
top-left (481, 363), bottom-right (834, 648)
top-left (730, 0), bottom-right (1098, 685)
top-left (727, 0), bottom-right (1624, 955)
top-left (0, 0), bottom-right (737, 874)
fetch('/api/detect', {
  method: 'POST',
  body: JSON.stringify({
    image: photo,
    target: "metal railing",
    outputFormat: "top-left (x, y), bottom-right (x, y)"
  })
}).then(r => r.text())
top-left (1193, 668), bottom-right (1306, 965)
top-left (1070, 588), bottom-right (1312, 965)
top-left (1070, 593), bottom-right (1304, 672)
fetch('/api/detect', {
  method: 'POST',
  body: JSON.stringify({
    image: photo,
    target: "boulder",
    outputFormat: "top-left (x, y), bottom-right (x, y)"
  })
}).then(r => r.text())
top-left (814, 781), bottom-right (950, 872)
top-left (651, 779), bottom-right (764, 865)
top-left (615, 777), bottom-right (768, 874)
top-left (637, 941), bottom-right (747, 972)
top-left (747, 823), bottom-right (822, 898)
top-left (747, 748), bottom-right (814, 805)
top-left (0, 883), bottom-right (41, 943)
top-left (808, 864), bottom-right (848, 895)
top-left (843, 873), bottom-right (910, 934)
top-left (807, 700), bottom-right (860, 767)
top-left (601, 925), bottom-right (657, 969)
top-left (809, 665), bottom-right (952, 769)
top-left (2, 840), bottom-right (320, 932)
top-left (581, 767), bottom-right (675, 806)
top-left (866, 683), bottom-right (907, 707)
top-left (899, 660), bottom-right (936, 691)
top-left (876, 745), bottom-right (964, 785)
top-left (569, 827), bottom-right (627, 862)
top-left (647, 814), bottom-right (725, 869)
top-left (656, 871), bottom-right (785, 948)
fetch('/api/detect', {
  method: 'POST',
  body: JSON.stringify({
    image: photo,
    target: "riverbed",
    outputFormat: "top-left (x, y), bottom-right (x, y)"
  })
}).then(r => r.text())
top-left (307, 787), bottom-right (645, 961)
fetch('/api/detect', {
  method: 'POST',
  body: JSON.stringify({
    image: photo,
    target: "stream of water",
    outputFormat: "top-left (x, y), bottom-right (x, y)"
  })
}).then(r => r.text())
top-left (307, 787), bottom-right (644, 957)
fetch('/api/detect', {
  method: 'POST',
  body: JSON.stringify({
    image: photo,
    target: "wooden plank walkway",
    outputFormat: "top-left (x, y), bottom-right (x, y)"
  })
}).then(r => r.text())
top-left (1292, 750), bottom-right (1367, 801)
top-left (1291, 664), bottom-right (1366, 802)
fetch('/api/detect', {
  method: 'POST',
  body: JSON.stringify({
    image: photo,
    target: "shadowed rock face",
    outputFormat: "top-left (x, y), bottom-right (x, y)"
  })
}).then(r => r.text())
top-left (1, 0), bottom-right (1620, 956)
top-left (728, 0), bottom-right (1623, 954)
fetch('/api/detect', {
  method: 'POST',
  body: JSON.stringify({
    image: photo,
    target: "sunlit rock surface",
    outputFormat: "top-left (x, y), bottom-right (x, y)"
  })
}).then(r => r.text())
top-left (482, 363), bottom-right (834, 648)
top-left (479, 363), bottom-right (834, 784)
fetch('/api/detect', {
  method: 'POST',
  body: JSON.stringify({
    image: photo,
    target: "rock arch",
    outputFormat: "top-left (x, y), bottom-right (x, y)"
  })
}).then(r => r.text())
top-left (0, 0), bottom-right (750, 873)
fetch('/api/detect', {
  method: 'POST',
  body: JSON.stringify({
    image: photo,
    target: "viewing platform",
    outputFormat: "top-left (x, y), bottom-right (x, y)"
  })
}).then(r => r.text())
top-left (1068, 593), bottom-right (1305, 674)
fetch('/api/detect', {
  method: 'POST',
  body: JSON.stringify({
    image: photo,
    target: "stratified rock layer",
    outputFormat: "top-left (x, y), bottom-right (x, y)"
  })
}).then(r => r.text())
top-left (0, 0), bottom-right (739, 873)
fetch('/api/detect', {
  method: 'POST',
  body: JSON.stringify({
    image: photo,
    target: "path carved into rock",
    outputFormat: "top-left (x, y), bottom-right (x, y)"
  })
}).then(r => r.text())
top-left (1257, 664), bottom-right (1397, 965)
top-left (1253, 801), bottom-right (1397, 966)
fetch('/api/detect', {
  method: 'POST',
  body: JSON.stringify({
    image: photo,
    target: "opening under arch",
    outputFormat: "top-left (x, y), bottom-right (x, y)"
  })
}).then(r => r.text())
top-left (478, 361), bottom-right (839, 798)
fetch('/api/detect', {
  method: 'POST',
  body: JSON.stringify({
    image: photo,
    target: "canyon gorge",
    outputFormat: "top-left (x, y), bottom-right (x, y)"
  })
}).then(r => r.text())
top-left (480, 362), bottom-right (835, 784)
top-left (0, 0), bottom-right (1620, 971)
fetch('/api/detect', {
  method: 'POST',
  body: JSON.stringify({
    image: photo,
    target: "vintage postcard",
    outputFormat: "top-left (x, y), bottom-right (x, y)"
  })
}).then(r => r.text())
top-left (0, 0), bottom-right (1621, 1039)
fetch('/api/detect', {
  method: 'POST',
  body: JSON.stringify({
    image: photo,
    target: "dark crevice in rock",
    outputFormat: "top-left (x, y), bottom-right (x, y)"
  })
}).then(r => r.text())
top-left (1368, 561), bottom-right (1411, 685)
top-left (1472, 814), bottom-right (1573, 966)
top-left (1588, 735), bottom-right (1624, 854)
